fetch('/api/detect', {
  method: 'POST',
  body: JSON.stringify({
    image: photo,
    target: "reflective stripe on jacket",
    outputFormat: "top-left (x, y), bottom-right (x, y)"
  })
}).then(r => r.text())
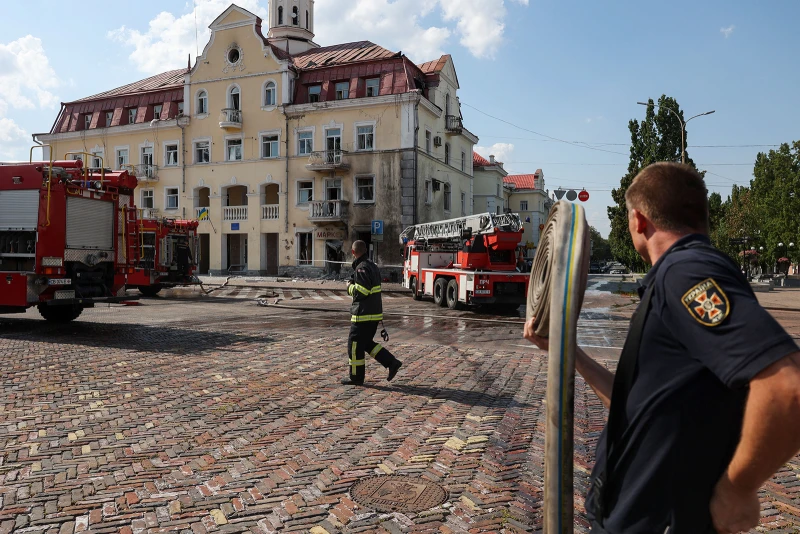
top-left (349, 255), bottom-right (383, 322)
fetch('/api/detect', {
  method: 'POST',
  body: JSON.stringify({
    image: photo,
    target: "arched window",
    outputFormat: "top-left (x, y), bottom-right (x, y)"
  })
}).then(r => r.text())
top-left (264, 81), bottom-right (276, 106)
top-left (278, 6), bottom-right (283, 25)
top-left (197, 90), bottom-right (208, 115)
top-left (444, 143), bottom-right (450, 165)
top-left (445, 93), bottom-right (450, 116)
top-left (292, 6), bottom-right (298, 25)
top-left (306, 10), bottom-right (309, 29)
top-left (229, 86), bottom-right (240, 110)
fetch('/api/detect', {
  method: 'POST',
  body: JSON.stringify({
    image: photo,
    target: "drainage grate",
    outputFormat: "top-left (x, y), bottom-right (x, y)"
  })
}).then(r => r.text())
top-left (349, 475), bottom-right (449, 513)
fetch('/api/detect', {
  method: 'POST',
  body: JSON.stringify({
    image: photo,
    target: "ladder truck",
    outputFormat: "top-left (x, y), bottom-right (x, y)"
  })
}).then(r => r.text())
top-left (125, 213), bottom-right (200, 297)
top-left (400, 212), bottom-right (529, 312)
top-left (0, 151), bottom-right (140, 322)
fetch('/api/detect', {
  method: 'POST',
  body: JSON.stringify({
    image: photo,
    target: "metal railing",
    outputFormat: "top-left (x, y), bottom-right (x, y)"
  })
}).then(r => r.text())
top-left (307, 150), bottom-right (348, 167)
top-left (261, 204), bottom-right (279, 220)
top-left (123, 164), bottom-right (158, 180)
top-left (309, 200), bottom-right (347, 220)
top-left (137, 208), bottom-right (159, 219)
top-left (223, 206), bottom-right (248, 221)
top-left (220, 108), bottom-right (242, 124)
top-left (445, 115), bottom-right (463, 133)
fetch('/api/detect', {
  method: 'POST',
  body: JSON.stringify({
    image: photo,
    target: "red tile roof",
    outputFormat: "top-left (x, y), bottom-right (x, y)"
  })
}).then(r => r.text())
top-left (473, 152), bottom-right (491, 166)
top-left (71, 69), bottom-right (187, 103)
top-left (504, 174), bottom-right (539, 190)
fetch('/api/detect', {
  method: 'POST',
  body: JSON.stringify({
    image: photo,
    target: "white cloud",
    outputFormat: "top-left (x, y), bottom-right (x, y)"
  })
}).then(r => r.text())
top-left (475, 143), bottom-right (516, 169)
top-left (0, 118), bottom-right (27, 143)
top-left (0, 35), bottom-right (60, 111)
top-left (108, 0), bottom-right (268, 74)
top-left (720, 25), bottom-right (735, 38)
top-left (111, 0), bottom-right (528, 73)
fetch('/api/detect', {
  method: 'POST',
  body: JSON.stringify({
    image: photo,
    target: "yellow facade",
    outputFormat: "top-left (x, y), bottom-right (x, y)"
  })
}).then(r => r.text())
top-left (36, 4), bottom-right (478, 275)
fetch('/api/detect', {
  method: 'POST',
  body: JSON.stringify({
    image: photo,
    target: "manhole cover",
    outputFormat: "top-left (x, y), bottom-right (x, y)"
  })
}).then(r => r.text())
top-left (349, 475), bottom-right (449, 513)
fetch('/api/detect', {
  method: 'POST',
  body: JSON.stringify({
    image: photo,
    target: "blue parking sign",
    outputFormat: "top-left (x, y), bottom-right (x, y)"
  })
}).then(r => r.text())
top-left (371, 220), bottom-right (384, 235)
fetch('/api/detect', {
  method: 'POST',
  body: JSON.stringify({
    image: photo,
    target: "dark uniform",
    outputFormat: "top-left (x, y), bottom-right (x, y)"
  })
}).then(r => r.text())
top-left (176, 241), bottom-right (193, 276)
top-left (346, 254), bottom-right (401, 384)
top-left (587, 234), bottom-right (799, 533)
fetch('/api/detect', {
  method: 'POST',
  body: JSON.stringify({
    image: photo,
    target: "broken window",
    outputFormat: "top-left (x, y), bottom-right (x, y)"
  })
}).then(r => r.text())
top-left (366, 78), bottom-right (380, 97)
top-left (308, 85), bottom-right (321, 103)
top-left (105, 111), bottom-right (114, 127)
top-left (357, 176), bottom-right (375, 203)
top-left (165, 144), bottom-right (179, 166)
top-left (226, 138), bottom-right (242, 161)
top-left (335, 82), bottom-right (349, 100)
top-left (298, 131), bottom-right (313, 155)
top-left (195, 141), bottom-right (210, 164)
top-left (298, 233), bottom-right (312, 265)
top-left (298, 181), bottom-right (313, 203)
top-left (356, 125), bottom-right (374, 151)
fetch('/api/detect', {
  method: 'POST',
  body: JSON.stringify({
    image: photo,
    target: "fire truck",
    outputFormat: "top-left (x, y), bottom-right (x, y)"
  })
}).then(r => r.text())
top-left (400, 212), bottom-right (530, 311)
top-left (0, 152), bottom-right (139, 322)
top-left (125, 213), bottom-right (200, 297)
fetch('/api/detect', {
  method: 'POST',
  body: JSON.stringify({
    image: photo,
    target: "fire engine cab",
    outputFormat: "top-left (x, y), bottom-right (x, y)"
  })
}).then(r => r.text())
top-left (0, 152), bottom-right (139, 322)
top-left (125, 214), bottom-right (200, 297)
top-left (400, 212), bottom-right (530, 312)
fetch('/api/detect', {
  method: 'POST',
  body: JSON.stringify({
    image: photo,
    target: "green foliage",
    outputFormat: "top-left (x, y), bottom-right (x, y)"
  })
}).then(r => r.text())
top-left (589, 226), bottom-right (612, 261)
top-left (607, 96), bottom-right (699, 272)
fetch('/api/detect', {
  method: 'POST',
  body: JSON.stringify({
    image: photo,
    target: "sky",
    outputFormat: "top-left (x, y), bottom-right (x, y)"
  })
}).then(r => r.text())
top-left (1, 0), bottom-right (799, 237)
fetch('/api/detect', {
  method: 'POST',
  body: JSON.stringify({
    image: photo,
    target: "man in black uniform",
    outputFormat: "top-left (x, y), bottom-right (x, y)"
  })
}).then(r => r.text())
top-left (176, 239), bottom-right (193, 277)
top-left (342, 240), bottom-right (403, 385)
top-left (524, 162), bottom-right (800, 533)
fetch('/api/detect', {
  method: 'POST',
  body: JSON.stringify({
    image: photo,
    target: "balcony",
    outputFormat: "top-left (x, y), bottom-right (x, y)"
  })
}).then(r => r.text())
top-left (445, 115), bottom-right (463, 134)
top-left (223, 206), bottom-right (248, 221)
top-left (195, 206), bottom-right (210, 220)
top-left (219, 108), bottom-right (242, 130)
top-left (308, 200), bottom-right (348, 223)
top-left (124, 164), bottom-right (159, 181)
top-left (137, 208), bottom-right (159, 219)
top-left (305, 150), bottom-right (350, 172)
top-left (261, 204), bottom-right (279, 220)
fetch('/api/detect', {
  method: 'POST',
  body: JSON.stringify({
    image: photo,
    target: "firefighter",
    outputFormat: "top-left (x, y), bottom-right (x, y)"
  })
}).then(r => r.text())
top-left (176, 239), bottom-right (193, 277)
top-left (342, 240), bottom-right (402, 385)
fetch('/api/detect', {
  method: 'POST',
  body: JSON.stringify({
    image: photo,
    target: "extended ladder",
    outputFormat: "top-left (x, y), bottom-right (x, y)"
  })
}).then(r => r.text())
top-left (399, 212), bottom-right (523, 243)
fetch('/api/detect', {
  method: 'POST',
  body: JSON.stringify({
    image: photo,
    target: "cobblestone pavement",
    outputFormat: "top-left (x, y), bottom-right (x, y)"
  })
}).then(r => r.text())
top-left (1, 291), bottom-right (799, 533)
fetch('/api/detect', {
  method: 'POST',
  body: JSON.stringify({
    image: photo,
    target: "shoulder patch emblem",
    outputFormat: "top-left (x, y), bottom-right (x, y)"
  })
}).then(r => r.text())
top-left (681, 278), bottom-right (730, 327)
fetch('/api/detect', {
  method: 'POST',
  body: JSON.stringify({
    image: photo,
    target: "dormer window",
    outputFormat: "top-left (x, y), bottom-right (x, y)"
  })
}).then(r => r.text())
top-left (366, 78), bottom-right (380, 97)
top-left (335, 82), bottom-right (349, 100)
top-left (308, 85), bottom-right (321, 103)
top-left (84, 114), bottom-right (92, 130)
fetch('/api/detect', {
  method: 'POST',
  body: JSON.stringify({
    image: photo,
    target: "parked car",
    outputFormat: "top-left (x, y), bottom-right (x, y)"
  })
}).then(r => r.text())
top-left (589, 263), bottom-right (601, 274)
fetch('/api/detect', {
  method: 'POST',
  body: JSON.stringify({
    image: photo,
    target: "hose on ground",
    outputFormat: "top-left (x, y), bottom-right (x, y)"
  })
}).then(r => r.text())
top-left (527, 200), bottom-right (590, 533)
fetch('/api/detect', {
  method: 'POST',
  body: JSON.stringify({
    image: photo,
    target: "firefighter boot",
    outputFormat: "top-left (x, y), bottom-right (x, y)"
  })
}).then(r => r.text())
top-left (387, 360), bottom-right (403, 382)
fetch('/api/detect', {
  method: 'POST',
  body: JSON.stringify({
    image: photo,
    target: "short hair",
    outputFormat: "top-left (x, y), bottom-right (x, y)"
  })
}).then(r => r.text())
top-left (352, 240), bottom-right (367, 256)
top-left (625, 162), bottom-right (709, 234)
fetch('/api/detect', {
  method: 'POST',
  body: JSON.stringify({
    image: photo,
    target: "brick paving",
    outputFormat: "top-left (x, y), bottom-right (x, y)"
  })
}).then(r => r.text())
top-left (0, 293), bottom-right (799, 533)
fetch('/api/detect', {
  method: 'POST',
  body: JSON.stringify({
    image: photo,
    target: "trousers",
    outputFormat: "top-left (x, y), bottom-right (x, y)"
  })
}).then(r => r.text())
top-left (347, 322), bottom-right (396, 383)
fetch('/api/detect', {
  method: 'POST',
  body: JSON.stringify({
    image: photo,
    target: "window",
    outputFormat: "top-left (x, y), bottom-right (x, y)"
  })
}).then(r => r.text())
top-left (520, 200), bottom-right (528, 211)
top-left (298, 131), bottom-right (313, 155)
top-left (195, 141), bottom-right (210, 164)
top-left (116, 148), bottom-right (129, 169)
top-left (308, 85), bottom-right (321, 103)
top-left (165, 144), bottom-right (179, 166)
top-left (425, 180), bottom-right (432, 204)
top-left (105, 111), bottom-right (114, 127)
top-left (177, 102), bottom-right (184, 115)
top-left (197, 91), bottom-right (208, 115)
top-left (298, 181), bottom-right (313, 203)
top-left (461, 150), bottom-right (466, 172)
top-left (356, 176), bottom-right (375, 203)
top-left (298, 232), bottom-right (312, 266)
top-left (153, 104), bottom-right (163, 119)
top-left (335, 82), bottom-right (349, 100)
top-left (306, 10), bottom-right (309, 29)
top-left (444, 184), bottom-right (451, 211)
top-left (91, 151), bottom-right (103, 169)
top-left (461, 192), bottom-right (466, 215)
top-left (229, 86), bottom-right (240, 110)
top-left (445, 93), bottom-right (451, 116)
top-left (326, 179), bottom-right (341, 200)
top-left (356, 125), bottom-right (374, 151)
top-left (128, 108), bottom-right (137, 124)
top-left (141, 146), bottom-right (153, 167)
top-left (292, 6), bottom-right (299, 25)
top-left (84, 114), bottom-right (92, 130)
top-left (278, 6), bottom-right (283, 25)
top-left (227, 47), bottom-right (240, 65)
top-left (264, 81), bottom-right (276, 106)
top-left (141, 189), bottom-right (154, 209)
top-left (366, 78), bottom-right (380, 97)
top-left (226, 139), bottom-right (243, 161)
top-left (425, 130), bottom-right (432, 154)
top-left (165, 187), bottom-right (179, 210)
top-left (261, 135), bottom-right (279, 158)
top-left (444, 143), bottom-right (450, 165)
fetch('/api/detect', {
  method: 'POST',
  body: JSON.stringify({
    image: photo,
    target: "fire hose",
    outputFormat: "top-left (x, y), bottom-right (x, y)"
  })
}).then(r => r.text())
top-left (527, 200), bottom-right (590, 533)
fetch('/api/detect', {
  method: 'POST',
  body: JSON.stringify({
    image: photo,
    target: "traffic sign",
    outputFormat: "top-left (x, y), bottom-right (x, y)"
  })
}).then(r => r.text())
top-left (566, 189), bottom-right (578, 201)
top-left (554, 189), bottom-right (566, 200)
top-left (578, 190), bottom-right (590, 202)
top-left (371, 220), bottom-right (384, 235)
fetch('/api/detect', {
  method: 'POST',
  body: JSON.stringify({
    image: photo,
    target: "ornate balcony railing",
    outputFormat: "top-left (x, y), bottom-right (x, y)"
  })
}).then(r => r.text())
top-left (261, 204), bottom-right (279, 220)
top-left (219, 108), bottom-right (242, 129)
top-left (445, 115), bottom-right (463, 133)
top-left (308, 200), bottom-right (347, 223)
top-left (123, 164), bottom-right (158, 181)
top-left (137, 208), bottom-right (159, 219)
top-left (223, 206), bottom-right (248, 221)
top-left (305, 150), bottom-right (350, 171)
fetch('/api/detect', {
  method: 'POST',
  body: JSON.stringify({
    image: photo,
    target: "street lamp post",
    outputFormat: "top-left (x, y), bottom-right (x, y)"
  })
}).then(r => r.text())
top-left (637, 102), bottom-right (715, 164)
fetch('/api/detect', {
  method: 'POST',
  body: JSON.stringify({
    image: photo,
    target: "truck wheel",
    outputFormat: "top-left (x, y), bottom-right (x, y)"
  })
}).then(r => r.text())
top-left (433, 278), bottom-right (447, 307)
top-left (446, 279), bottom-right (462, 310)
top-left (139, 285), bottom-right (163, 297)
top-left (38, 305), bottom-right (83, 323)
top-left (410, 277), bottom-right (422, 301)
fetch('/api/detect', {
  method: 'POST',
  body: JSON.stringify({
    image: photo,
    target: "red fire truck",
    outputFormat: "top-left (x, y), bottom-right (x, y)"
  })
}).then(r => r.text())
top-left (125, 214), bottom-right (200, 296)
top-left (400, 212), bottom-right (529, 311)
top-left (0, 153), bottom-right (139, 322)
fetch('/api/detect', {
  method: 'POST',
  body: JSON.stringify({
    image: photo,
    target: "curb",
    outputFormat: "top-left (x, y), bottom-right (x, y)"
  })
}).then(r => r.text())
top-left (201, 283), bottom-right (412, 295)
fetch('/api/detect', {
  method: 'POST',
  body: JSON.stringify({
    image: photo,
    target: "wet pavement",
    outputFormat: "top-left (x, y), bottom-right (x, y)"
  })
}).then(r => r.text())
top-left (0, 283), bottom-right (798, 533)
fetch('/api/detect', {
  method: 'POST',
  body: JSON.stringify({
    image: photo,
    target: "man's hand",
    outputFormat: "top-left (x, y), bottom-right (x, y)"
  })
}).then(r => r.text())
top-left (523, 317), bottom-right (548, 350)
top-left (710, 473), bottom-right (760, 534)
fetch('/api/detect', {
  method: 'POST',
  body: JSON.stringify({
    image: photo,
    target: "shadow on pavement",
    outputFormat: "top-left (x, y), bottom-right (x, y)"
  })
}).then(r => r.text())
top-left (364, 383), bottom-right (533, 409)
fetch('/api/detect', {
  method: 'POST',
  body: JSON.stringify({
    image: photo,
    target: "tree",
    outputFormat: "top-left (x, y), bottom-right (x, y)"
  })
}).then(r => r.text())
top-left (607, 96), bottom-right (699, 272)
top-left (589, 226), bottom-right (612, 261)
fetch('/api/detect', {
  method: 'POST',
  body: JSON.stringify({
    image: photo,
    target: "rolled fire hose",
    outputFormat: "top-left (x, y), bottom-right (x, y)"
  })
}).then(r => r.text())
top-left (527, 200), bottom-right (590, 533)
